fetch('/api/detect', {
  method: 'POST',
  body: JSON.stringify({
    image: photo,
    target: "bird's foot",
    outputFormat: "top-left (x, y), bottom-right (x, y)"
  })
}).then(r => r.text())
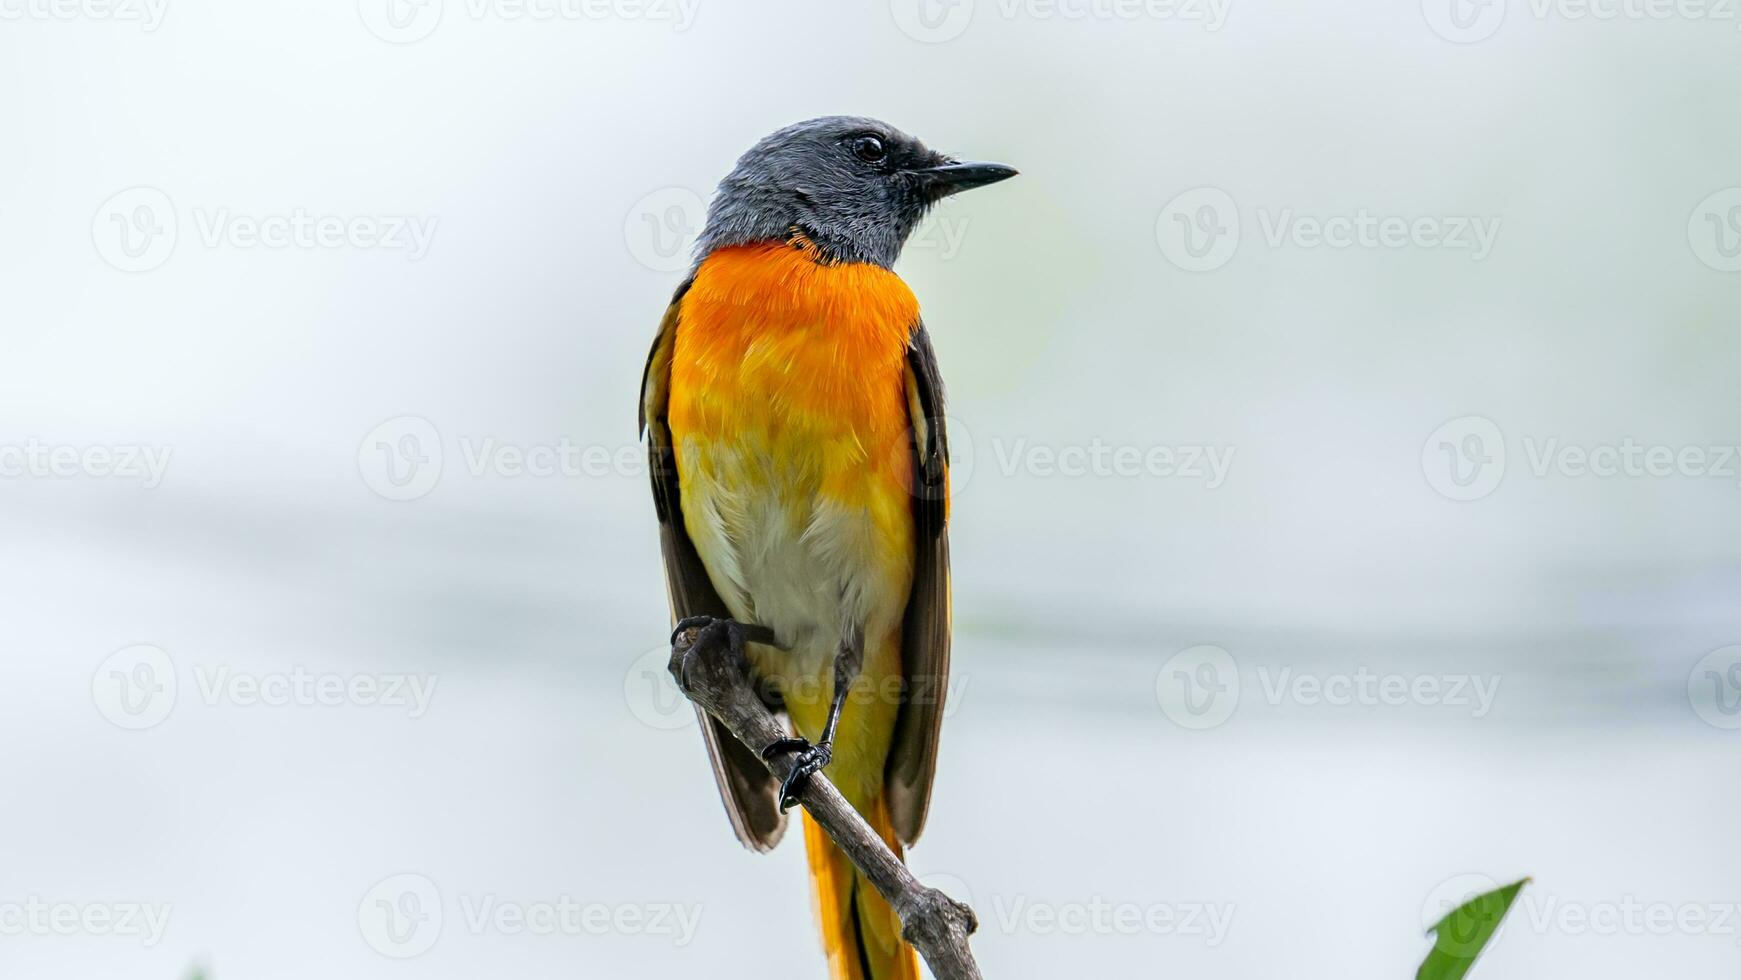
top-left (667, 616), bottom-right (750, 698)
top-left (672, 615), bottom-right (781, 650)
top-left (670, 615), bottom-right (737, 650)
top-left (762, 737), bottom-right (832, 811)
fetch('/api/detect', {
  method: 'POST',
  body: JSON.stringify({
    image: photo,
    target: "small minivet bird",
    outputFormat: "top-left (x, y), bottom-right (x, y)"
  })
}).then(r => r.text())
top-left (640, 116), bottom-right (1015, 978)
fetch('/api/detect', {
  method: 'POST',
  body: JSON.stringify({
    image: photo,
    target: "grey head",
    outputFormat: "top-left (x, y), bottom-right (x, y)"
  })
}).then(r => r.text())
top-left (694, 115), bottom-right (1017, 269)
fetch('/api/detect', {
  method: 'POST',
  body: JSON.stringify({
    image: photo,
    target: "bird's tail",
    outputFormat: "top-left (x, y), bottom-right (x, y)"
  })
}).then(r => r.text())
top-left (804, 797), bottom-right (920, 980)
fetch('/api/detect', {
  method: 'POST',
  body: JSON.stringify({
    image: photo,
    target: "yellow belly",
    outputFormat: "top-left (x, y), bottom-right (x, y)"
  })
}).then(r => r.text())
top-left (667, 242), bottom-right (920, 804)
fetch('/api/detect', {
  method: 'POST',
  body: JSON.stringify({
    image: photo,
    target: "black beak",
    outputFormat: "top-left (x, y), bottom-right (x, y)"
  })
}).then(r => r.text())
top-left (910, 159), bottom-right (1019, 198)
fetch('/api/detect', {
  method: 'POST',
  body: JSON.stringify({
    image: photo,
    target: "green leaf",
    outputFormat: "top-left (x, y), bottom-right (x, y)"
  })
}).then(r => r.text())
top-left (1416, 877), bottom-right (1530, 980)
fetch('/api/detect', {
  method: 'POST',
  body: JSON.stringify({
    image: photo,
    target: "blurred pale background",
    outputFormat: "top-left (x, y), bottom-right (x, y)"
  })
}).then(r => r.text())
top-left (2, 0), bottom-right (1739, 977)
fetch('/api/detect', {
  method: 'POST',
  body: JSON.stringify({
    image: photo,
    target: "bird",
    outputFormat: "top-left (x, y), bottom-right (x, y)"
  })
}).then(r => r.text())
top-left (639, 116), bottom-right (1015, 979)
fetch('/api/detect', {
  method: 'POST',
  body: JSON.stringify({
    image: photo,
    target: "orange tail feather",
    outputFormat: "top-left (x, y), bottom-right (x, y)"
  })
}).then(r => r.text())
top-left (803, 800), bottom-right (920, 980)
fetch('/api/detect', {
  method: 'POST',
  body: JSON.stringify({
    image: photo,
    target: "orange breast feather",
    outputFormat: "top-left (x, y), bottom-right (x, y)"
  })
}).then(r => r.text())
top-left (667, 242), bottom-right (921, 515)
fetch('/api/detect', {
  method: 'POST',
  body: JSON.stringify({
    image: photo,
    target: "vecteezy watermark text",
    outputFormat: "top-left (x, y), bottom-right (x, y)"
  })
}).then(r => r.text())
top-left (190, 666), bottom-right (438, 717)
top-left (1424, 0), bottom-right (1741, 44)
top-left (1425, 874), bottom-right (1741, 945)
top-left (358, 0), bottom-right (698, 44)
top-left (0, 439), bottom-right (171, 488)
top-left (456, 895), bottom-right (702, 943)
top-left (92, 645), bottom-right (439, 730)
top-left (989, 439), bottom-right (1234, 486)
top-left (988, 896), bottom-right (1235, 941)
top-left (624, 643), bottom-right (970, 731)
top-left (914, 873), bottom-right (1234, 943)
top-left (0, 899), bottom-right (173, 947)
top-left (1422, 415), bottom-right (1741, 501)
top-left (891, 0), bottom-right (1230, 43)
top-left (358, 415), bottom-right (1238, 501)
top-left (191, 208), bottom-right (437, 259)
top-left (92, 188), bottom-right (438, 272)
top-left (1155, 645), bottom-right (1502, 729)
top-left (0, 0), bottom-right (168, 29)
top-left (356, 874), bottom-right (701, 958)
top-left (1157, 188), bottom-right (1501, 271)
top-left (623, 185), bottom-right (974, 272)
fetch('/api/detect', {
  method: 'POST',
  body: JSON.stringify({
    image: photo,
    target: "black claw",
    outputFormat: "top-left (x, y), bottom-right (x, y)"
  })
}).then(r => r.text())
top-left (760, 737), bottom-right (810, 761)
top-left (764, 738), bottom-right (832, 811)
top-left (671, 616), bottom-right (782, 654)
top-left (667, 616), bottom-right (752, 696)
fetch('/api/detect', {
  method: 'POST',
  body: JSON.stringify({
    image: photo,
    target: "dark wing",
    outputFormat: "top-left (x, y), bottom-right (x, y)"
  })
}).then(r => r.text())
top-left (641, 281), bottom-right (788, 852)
top-left (885, 320), bottom-right (953, 846)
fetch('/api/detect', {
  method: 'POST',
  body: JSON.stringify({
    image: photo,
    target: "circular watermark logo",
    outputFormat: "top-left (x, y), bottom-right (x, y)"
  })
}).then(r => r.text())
top-left (358, 416), bottom-right (443, 501)
top-left (358, 0), bottom-right (443, 42)
top-left (1421, 873), bottom-right (1507, 954)
top-left (624, 644), bottom-right (695, 731)
top-left (1422, 416), bottom-right (1505, 501)
top-left (1687, 188), bottom-right (1741, 273)
top-left (625, 187), bottom-right (705, 273)
top-left (937, 413), bottom-right (976, 500)
top-left (916, 871), bottom-right (977, 913)
top-left (1156, 188), bottom-right (1239, 272)
top-left (358, 873), bottom-right (443, 958)
top-left (890, 0), bottom-right (974, 42)
top-left (1422, 0), bottom-right (1506, 42)
top-left (92, 644), bottom-right (177, 730)
top-left (1687, 645), bottom-right (1741, 730)
top-left (92, 187), bottom-right (177, 273)
top-left (883, 412), bottom-right (977, 504)
top-left (1155, 644), bottom-right (1239, 729)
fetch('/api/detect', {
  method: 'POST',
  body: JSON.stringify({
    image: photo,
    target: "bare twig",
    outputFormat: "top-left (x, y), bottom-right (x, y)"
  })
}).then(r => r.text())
top-left (669, 624), bottom-right (983, 980)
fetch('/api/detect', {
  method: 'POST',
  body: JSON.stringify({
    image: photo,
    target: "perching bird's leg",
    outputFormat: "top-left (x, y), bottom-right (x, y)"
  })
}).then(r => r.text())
top-left (764, 626), bottom-right (864, 811)
top-left (668, 615), bottom-right (784, 710)
top-left (670, 615), bottom-right (779, 652)
top-left (668, 616), bottom-right (749, 692)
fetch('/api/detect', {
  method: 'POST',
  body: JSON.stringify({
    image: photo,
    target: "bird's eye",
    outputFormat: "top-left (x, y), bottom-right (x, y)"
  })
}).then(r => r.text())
top-left (851, 135), bottom-right (887, 163)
